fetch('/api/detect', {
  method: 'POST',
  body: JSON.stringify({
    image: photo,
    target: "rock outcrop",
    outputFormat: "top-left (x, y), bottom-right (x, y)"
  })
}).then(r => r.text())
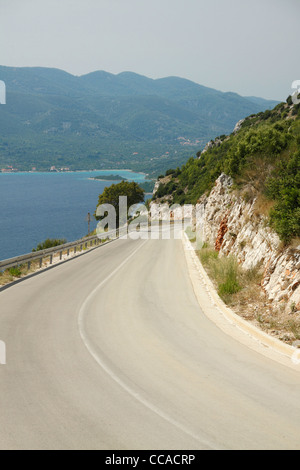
top-left (195, 174), bottom-right (300, 312)
top-left (233, 118), bottom-right (245, 133)
top-left (199, 137), bottom-right (225, 157)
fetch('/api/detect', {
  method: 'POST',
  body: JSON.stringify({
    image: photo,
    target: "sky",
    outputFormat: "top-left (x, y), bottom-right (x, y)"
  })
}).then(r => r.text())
top-left (0, 0), bottom-right (299, 101)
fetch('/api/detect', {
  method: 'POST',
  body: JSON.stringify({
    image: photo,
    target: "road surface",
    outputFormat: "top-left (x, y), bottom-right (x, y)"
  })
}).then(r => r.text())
top-left (0, 232), bottom-right (300, 449)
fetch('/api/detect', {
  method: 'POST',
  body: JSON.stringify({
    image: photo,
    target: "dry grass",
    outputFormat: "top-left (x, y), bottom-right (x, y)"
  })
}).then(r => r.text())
top-left (0, 243), bottom-right (99, 288)
top-left (197, 246), bottom-right (242, 303)
top-left (236, 158), bottom-right (274, 193)
top-left (0, 262), bottom-right (37, 286)
top-left (220, 265), bottom-right (300, 346)
top-left (252, 192), bottom-right (274, 218)
top-left (197, 244), bottom-right (300, 345)
top-left (249, 306), bottom-right (300, 345)
top-left (289, 237), bottom-right (300, 250)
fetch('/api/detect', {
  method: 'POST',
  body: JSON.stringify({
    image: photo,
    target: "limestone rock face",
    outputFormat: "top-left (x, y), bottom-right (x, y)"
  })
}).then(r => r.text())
top-left (195, 174), bottom-right (300, 312)
top-left (150, 171), bottom-right (300, 312)
top-left (153, 180), bottom-right (161, 195)
top-left (200, 138), bottom-right (224, 157)
top-left (233, 118), bottom-right (245, 134)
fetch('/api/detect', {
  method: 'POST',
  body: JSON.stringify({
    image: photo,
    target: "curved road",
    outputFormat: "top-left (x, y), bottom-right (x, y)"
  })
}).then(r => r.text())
top-left (1, 233), bottom-right (300, 450)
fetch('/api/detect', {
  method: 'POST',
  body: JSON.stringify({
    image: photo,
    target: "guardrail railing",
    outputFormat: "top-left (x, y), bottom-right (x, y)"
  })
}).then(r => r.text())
top-left (0, 221), bottom-right (181, 274)
top-left (0, 228), bottom-right (126, 272)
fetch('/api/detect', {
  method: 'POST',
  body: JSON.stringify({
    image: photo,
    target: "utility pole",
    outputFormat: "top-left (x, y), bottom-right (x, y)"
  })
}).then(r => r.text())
top-left (86, 212), bottom-right (91, 235)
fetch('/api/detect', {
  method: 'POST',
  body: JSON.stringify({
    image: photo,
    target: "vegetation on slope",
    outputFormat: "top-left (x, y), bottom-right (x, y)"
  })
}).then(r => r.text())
top-left (153, 98), bottom-right (300, 243)
top-left (32, 238), bottom-right (67, 252)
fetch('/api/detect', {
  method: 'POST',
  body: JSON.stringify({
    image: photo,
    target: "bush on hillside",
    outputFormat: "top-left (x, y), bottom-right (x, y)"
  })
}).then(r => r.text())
top-left (154, 103), bottom-right (300, 243)
top-left (32, 238), bottom-right (67, 252)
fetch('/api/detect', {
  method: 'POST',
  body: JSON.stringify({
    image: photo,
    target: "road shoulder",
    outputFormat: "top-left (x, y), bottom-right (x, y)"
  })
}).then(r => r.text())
top-left (182, 233), bottom-right (300, 372)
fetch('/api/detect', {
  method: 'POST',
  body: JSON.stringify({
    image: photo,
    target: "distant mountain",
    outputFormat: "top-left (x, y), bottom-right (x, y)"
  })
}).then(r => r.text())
top-left (0, 66), bottom-right (280, 176)
top-left (245, 96), bottom-right (279, 108)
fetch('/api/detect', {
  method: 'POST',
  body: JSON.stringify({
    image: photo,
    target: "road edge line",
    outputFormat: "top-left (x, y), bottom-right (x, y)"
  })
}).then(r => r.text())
top-left (182, 232), bottom-right (299, 369)
top-left (78, 238), bottom-right (218, 449)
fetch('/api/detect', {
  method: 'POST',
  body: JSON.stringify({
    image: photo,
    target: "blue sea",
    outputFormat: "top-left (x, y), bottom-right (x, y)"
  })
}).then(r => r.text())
top-left (0, 170), bottom-right (149, 261)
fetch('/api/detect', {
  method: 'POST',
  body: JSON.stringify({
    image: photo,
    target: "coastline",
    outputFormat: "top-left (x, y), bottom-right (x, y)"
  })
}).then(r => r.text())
top-left (88, 177), bottom-right (127, 182)
top-left (0, 168), bottom-right (150, 178)
top-left (0, 168), bottom-right (143, 173)
top-left (0, 168), bottom-right (154, 261)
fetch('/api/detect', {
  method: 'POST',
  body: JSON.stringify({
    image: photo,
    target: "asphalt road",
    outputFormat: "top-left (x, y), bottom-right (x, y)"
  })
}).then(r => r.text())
top-left (1, 232), bottom-right (300, 450)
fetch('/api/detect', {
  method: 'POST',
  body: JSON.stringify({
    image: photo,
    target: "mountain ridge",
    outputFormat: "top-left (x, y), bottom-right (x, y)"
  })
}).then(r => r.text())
top-left (0, 66), bottom-right (280, 175)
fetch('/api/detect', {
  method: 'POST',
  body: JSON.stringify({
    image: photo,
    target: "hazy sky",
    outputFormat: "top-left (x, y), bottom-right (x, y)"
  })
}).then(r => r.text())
top-left (0, 0), bottom-right (299, 100)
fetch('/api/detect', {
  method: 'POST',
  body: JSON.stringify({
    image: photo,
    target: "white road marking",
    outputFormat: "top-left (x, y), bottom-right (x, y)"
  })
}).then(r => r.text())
top-left (78, 238), bottom-right (218, 449)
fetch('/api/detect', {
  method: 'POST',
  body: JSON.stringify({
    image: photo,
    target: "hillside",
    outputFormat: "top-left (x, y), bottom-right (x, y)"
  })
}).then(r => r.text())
top-left (152, 97), bottom-right (300, 342)
top-left (0, 66), bottom-right (278, 176)
top-left (153, 97), bottom-right (300, 243)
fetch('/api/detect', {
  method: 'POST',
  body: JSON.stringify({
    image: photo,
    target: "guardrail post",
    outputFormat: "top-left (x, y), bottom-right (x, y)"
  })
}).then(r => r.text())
top-left (0, 233), bottom-right (107, 275)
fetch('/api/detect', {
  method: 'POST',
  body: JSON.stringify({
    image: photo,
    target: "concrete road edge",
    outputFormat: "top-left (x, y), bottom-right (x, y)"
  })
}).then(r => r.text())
top-left (182, 232), bottom-right (300, 370)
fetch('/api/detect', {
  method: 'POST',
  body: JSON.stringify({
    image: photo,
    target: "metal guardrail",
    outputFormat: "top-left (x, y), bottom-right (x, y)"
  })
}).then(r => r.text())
top-left (0, 229), bottom-right (125, 272)
top-left (0, 222), bottom-right (180, 273)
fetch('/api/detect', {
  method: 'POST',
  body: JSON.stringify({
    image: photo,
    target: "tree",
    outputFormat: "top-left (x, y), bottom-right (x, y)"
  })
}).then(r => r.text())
top-left (94, 181), bottom-right (145, 227)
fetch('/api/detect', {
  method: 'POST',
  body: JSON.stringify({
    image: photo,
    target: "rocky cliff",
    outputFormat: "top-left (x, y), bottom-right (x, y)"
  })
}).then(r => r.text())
top-left (195, 173), bottom-right (300, 314)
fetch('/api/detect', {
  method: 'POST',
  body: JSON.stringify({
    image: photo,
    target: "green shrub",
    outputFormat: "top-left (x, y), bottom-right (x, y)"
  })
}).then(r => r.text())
top-left (198, 246), bottom-right (218, 265)
top-left (9, 267), bottom-right (22, 277)
top-left (154, 101), bottom-right (300, 244)
top-left (266, 151), bottom-right (300, 243)
top-left (218, 275), bottom-right (241, 297)
top-left (165, 168), bottom-right (176, 176)
top-left (197, 246), bottom-right (241, 302)
top-left (32, 238), bottom-right (67, 252)
top-left (155, 180), bottom-right (178, 198)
